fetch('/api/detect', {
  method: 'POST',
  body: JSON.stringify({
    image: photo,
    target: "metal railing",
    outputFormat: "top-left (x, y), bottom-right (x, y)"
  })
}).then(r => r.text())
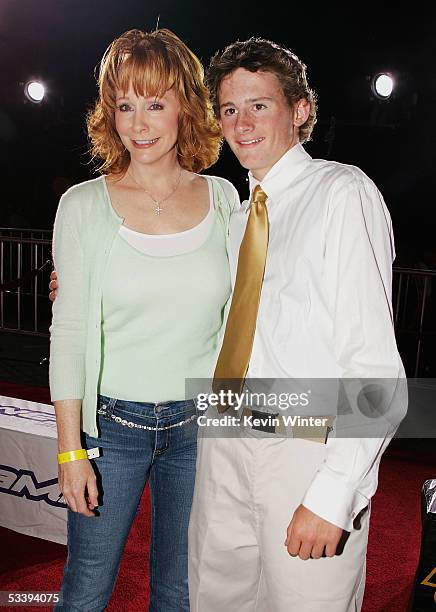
top-left (0, 228), bottom-right (435, 375)
top-left (392, 267), bottom-right (436, 377)
top-left (0, 228), bottom-right (53, 336)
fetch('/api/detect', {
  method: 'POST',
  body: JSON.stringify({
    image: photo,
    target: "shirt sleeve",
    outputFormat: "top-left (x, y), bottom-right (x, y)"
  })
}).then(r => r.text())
top-left (301, 172), bottom-right (407, 531)
top-left (214, 176), bottom-right (241, 216)
top-left (49, 189), bottom-right (87, 401)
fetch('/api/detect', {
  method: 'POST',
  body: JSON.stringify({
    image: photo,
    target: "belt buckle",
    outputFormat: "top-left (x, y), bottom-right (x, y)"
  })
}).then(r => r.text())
top-left (291, 417), bottom-right (335, 444)
top-left (250, 409), bottom-right (279, 434)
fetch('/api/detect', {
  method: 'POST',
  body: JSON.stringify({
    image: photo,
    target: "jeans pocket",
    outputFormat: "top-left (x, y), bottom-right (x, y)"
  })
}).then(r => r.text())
top-left (178, 405), bottom-right (199, 439)
top-left (97, 396), bottom-right (117, 422)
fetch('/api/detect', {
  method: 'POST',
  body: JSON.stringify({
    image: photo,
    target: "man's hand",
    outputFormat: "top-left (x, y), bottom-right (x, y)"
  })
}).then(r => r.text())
top-left (49, 270), bottom-right (58, 302)
top-left (285, 504), bottom-right (343, 560)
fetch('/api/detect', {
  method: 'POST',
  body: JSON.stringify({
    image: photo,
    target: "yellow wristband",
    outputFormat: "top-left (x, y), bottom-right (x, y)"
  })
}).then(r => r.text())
top-left (57, 449), bottom-right (88, 464)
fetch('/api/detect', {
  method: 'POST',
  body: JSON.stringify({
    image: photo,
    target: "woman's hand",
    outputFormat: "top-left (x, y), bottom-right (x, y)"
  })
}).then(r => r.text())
top-left (58, 458), bottom-right (99, 517)
top-left (49, 270), bottom-right (58, 302)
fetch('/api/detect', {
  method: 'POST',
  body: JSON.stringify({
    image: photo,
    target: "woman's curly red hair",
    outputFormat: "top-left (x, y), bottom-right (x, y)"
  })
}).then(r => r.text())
top-left (87, 28), bottom-right (222, 175)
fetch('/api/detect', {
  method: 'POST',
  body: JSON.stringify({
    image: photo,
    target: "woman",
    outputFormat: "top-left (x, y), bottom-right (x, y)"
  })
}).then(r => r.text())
top-left (50, 28), bottom-right (238, 611)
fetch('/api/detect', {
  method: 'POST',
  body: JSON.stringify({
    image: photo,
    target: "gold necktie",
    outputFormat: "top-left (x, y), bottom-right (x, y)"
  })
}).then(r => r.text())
top-left (213, 185), bottom-right (269, 412)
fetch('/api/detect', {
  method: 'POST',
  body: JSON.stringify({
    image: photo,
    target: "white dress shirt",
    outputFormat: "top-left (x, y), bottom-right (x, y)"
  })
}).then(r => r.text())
top-left (228, 143), bottom-right (407, 531)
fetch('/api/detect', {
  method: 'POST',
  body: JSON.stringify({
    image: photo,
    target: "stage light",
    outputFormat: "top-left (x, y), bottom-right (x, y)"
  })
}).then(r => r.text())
top-left (372, 74), bottom-right (394, 100)
top-left (24, 81), bottom-right (45, 103)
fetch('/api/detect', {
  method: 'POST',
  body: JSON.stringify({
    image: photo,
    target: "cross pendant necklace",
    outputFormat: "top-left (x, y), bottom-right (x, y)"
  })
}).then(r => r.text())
top-left (128, 167), bottom-right (183, 215)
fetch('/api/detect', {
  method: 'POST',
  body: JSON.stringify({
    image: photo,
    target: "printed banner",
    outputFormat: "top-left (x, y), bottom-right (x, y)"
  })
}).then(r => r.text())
top-left (0, 395), bottom-right (67, 544)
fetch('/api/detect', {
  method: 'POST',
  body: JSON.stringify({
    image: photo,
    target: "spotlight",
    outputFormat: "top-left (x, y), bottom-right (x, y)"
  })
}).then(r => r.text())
top-left (371, 73), bottom-right (394, 100)
top-left (24, 81), bottom-right (45, 103)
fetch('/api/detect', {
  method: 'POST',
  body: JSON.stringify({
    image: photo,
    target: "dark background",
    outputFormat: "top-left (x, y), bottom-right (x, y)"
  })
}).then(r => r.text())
top-left (1, 1), bottom-right (435, 266)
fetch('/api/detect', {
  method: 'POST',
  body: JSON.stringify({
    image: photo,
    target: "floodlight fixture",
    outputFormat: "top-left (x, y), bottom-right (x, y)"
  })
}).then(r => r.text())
top-left (371, 73), bottom-right (394, 100)
top-left (24, 81), bottom-right (45, 103)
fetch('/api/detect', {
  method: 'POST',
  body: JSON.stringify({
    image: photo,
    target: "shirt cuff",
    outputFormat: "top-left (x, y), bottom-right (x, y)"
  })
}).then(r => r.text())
top-left (301, 470), bottom-right (369, 532)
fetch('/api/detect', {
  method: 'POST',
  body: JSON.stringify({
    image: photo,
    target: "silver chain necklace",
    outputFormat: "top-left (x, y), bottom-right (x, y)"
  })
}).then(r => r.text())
top-left (128, 167), bottom-right (183, 215)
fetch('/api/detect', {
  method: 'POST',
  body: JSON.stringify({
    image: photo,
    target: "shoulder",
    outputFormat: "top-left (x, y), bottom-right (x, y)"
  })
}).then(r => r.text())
top-left (310, 158), bottom-right (380, 200)
top-left (312, 162), bottom-right (393, 243)
top-left (203, 174), bottom-right (241, 213)
top-left (308, 159), bottom-right (389, 222)
top-left (57, 176), bottom-right (108, 220)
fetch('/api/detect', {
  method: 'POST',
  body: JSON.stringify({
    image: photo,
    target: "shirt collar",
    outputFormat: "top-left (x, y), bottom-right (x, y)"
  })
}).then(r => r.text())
top-left (247, 143), bottom-right (312, 207)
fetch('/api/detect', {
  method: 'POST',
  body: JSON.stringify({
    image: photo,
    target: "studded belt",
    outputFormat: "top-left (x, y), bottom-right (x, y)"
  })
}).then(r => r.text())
top-left (97, 407), bottom-right (197, 431)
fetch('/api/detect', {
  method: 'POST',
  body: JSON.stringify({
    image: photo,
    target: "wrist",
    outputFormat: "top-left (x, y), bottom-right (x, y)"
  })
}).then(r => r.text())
top-left (58, 449), bottom-right (88, 464)
top-left (57, 447), bottom-right (100, 464)
top-left (57, 441), bottom-right (82, 453)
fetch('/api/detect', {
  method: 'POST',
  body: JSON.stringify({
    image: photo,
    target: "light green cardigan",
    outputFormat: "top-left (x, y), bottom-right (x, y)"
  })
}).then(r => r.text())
top-left (49, 174), bottom-right (238, 437)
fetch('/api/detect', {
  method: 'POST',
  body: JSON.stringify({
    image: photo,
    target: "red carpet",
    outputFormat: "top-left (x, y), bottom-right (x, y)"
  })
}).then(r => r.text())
top-left (0, 382), bottom-right (433, 611)
top-left (0, 381), bottom-right (51, 405)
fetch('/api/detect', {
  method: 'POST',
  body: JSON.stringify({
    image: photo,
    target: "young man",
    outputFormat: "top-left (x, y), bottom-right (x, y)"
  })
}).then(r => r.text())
top-left (188, 38), bottom-right (406, 611)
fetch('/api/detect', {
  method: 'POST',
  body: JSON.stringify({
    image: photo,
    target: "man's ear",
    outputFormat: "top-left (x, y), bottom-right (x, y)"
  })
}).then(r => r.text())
top-left (293, 98), bottom-right (310, 126)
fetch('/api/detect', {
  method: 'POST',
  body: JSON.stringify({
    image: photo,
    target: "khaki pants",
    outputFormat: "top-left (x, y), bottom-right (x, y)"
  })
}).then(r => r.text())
top-left (188, 429), bottom-right (369, 612)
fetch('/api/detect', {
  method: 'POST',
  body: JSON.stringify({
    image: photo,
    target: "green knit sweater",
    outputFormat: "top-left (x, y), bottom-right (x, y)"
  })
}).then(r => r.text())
top-left (49, 174), bottom-right (238, 436)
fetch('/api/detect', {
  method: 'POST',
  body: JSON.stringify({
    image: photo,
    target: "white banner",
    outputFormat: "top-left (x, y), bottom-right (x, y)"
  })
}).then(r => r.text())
top-left (0, 395), bottom-right (67, 544)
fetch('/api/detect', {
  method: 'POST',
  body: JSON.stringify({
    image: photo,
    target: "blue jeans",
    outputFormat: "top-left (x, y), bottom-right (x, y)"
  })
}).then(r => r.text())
top-left (55, 395), bottom-right (198, 612)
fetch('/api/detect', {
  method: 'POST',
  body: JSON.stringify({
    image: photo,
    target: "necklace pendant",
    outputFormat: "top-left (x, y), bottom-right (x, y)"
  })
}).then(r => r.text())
top-left (154, 203), bottom-right (163, 215)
